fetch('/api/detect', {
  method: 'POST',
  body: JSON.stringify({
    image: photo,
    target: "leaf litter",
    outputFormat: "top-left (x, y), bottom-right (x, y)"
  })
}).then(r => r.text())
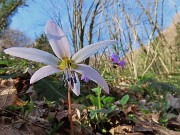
top-left (0, 74), bottom-right (180, 134)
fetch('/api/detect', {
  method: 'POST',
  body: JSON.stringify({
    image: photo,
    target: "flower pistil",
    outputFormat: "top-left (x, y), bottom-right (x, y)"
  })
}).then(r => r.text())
top-left (59, 58), bottom-right (78, 89)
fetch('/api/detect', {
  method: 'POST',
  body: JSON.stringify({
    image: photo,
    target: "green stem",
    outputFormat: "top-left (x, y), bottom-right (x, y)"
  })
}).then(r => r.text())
top-left (101, 66), bottom-right (106, 76)
top-left (97, 85), bottom-right (102, 119)
top-left (97, 66), bottom-right (106, 119)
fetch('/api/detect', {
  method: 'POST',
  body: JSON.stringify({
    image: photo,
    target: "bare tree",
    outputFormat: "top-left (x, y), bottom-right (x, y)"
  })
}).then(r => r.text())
top-left (43, 0), bottom-right (112, 65)
top-left (41, 0), bottom-right (179, 78)
top-left (0, 29), bottom-right (31, 51)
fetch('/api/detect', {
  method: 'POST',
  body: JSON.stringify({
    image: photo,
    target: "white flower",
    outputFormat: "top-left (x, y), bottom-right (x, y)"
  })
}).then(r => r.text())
top-left (4, 20), bottom-right (117, 96)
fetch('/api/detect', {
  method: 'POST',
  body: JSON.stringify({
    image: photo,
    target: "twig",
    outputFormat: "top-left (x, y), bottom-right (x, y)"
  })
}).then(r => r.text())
top-left (142, 52), bottom-right (157, 76)
top-left (2, 108), bottom-right (28, 122)
top-left (1, 109), bottom-right (50, 130)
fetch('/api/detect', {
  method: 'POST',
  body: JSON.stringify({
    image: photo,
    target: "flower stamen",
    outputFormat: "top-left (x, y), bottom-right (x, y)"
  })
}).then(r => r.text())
top-left (59, 59), bottom-right (77, 70)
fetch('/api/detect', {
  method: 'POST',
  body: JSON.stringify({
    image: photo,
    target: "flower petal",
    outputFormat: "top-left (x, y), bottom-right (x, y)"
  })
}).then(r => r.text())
top-left (4, 47), bottom-right (59, 67)
top-left (45, 20), bottom-right (71, 59)
top-left (81, 75), bottom-right (89, 83)
top-left (74, 64), bottom-right (109, 94)
top-left (110, 53), bottom-right (119, 64)
top-left (30, 66), bottom-right (61, 84)
top-left (71, 73), bottom-right (80, 96)
top-left (72, 40), bottom-right (117, 63)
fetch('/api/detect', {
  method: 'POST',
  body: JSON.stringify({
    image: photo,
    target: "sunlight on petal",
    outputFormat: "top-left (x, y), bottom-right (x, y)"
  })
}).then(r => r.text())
top-left (45, 20), bottom-right (71, 59)
top-left (30, 66), bottom-right (61, 84)
top-left (4, 47), bottom-right (59, 67)
top-left (74, 64), bottom-right (109, 94)
top-left (72, 40), bottom-right (117, 63)
top-left (71, 73), bottom-right (80, 96)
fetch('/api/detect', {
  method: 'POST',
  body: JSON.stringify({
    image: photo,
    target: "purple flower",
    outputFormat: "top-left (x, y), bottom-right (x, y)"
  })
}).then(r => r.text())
top-left (110, 54), bottom-right (119, 64)
top-left (81, 75), bottom-right (90, 83)
top-left (118, 60), bottom-right (126, 68)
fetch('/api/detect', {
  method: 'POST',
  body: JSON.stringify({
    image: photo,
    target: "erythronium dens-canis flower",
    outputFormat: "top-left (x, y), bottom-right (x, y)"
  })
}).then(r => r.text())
top-left (118, 59), bottom-right (126, 68)
top-left (81, 75), bottom-right (90, 83)
top-left (4, 20), bottom-right (117, 96)
top-left (110, 53), bottom-right (119, 64)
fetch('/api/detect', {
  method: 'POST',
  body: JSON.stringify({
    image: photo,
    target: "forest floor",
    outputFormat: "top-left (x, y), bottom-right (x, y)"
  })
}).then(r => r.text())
top-left (0, 72), bottom-right (180, 135)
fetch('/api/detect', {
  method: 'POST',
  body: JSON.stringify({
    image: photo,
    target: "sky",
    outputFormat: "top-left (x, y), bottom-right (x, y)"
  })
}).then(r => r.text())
top-left (10, 0), bottom-right (180, 41)
top-left (10, 0), bottom-right (49, 40)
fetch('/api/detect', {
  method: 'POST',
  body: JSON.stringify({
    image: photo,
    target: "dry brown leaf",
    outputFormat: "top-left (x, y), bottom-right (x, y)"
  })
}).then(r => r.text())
top-left (31, 107), bottom-right (46, 117)
top-left (141, 82), bottom-right (149, 89)
top-left (166, 93), bottom-right (180, 109)
top-left (48, 112), bottom-right (56, 119)
top-left (126, 105), bottom-right (138, 113)
top-left (0, 120), bottom-right (33, 135)
top-left (151, 112), bottom-right (160, 123)
top-left (27, 122), bottom-right (46, 135)
top-left (139, 99), bottom-right (146, 106)
top-left (0, 121), bottom-right (46, 135)
top-left (76, 109), bottom-right (81, 119)
top-left (134, 125), bottom-right (154, 133)
top-left (13, 96), bottom-right (25, 106)
top-left (73, 123), bottom-right (84, 135)
top-left (71, 103), bottom-right (84, 111)
top-left (0, 78), bottom-right (14, 87)
top-left (0, 126), bottom-right (24, 135)
top-left (0, 87), bottom-right (17, 109)
top-left (28, 116), bottom-right (48, 124)
top-left (168, 119), bottom-right (180, 130)
top-left (55, 110), bottom-right (68, 122)
top-left (127, 133), bottom-right (144, 135)
top-left (153, 123), bottom-right (180, 135)
top-left (177, 114), bottom-right (180, 123)
top-left (0, 78), bottom-right (24, 109)
top-left (109, 125), bottom-right (132, 134)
